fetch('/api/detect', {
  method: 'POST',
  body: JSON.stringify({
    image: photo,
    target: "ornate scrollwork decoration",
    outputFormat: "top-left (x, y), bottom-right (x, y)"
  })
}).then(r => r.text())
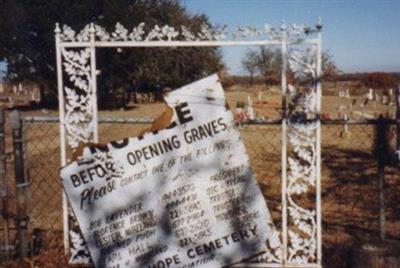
top-left (112, 22), bottom-right (129, 41)
top-left (145, 24), bottom-right (179, 41)
top-left (69, 228), bottom-right (90, 263)
top-left (62, 48), bottom-right (95, 148)
top-left (95, 24), bottom-right (111, 41)
top-left (285, 47), bottom-right (319, 264)
top-left (213, 25), bottom-right (228, 40)
top-left (57, 21), bottom-right (321, 43)
top-left (286, 119), bottom-right (318, 264)
top-left (247, 226), bottom-right (282, 264)
top-left (181, 26), bottom-right (196, 41)
top-left (60, 25), bottom-right (76, 42)
top-left (232, 26), bottom-right (261, 40)
top-left (197, 23), bottom-right (214, 40)
top-left (264, 24), bottom-right (281, 40)
top-left (129, 22), bottom-right (145, 41)
top-left (289, 47), bottom-right (317, 83)
top-left (76, 25), bottom-right (91, 42)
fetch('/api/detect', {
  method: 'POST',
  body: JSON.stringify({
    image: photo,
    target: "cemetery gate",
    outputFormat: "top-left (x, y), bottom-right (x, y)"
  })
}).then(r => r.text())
top-left (55, 19), bottom-right (323, 267)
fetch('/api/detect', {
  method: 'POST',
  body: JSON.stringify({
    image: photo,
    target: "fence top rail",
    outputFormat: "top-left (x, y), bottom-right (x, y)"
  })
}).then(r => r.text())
top-left (22, 116), bottom-right (154, 124)
top-left (59, 39), bottom-right (319, 48)
top-left (21, 116), bottom-right (397, 125)
top-left (321, 118), bottom-right (397, 125)
top-left (55, 20), bottom-right (322, 47)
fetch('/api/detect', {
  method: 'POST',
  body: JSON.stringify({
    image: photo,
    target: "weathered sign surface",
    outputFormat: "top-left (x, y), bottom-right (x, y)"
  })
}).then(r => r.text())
top-left (60, 74), bottom-right (280, 268)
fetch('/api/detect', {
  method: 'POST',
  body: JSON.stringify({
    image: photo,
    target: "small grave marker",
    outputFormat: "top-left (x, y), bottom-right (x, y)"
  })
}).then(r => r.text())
top-left (367, 89), bottom-right (374, 100)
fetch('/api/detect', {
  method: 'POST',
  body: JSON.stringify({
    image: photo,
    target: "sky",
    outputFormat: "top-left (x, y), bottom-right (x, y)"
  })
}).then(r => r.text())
top-left (182, 0), bottom-right (400, 75)
top-left (1, 0), bottom-right (399, 79)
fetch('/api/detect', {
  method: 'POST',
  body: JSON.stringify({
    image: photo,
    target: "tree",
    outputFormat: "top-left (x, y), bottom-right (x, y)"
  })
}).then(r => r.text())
top-left (255, 47), bottom-right (282, 85)
top-left (363, 72), bottom-right (397, 89)
top-left (322, 51), bottom-right (340, 80)
top-left (241, 49), bottom-right (258, 87)
top-left (0, 0), bottom-right (222, 108)
top-left (241, 47), bottom-right (339, 86)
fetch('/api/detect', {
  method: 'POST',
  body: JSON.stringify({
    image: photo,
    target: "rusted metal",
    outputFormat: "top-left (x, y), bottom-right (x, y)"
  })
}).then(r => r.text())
top-left (11, 110), bottom-right (29, 258)
top-left (0, 108), bottom-right (10, 260)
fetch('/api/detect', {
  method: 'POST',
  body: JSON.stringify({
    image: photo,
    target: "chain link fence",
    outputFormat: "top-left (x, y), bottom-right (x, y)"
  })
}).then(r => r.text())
top-left (1, 116), bottom-right (399, 267)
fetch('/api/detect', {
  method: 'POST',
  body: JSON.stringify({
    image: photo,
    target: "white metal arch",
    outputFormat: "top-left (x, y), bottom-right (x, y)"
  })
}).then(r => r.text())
top-left (55, 19), bottom-right (323, 267)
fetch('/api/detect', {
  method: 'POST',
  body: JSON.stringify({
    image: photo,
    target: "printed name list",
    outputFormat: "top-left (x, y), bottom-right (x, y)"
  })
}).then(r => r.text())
top-left (60, 74), bottom-right (280, 268)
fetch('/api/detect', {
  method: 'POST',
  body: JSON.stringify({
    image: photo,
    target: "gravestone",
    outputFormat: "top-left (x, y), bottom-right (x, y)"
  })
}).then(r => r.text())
top-left (258, 90), bottom-right (263, 101)
top-left (346, 88), bottom-right (350, 99)
top-left (247, 96), bottom-right (255, 120)
top-left (18, 83), bottom-right (23, 95)
top-left (60, 75), bottom-right (280, 268)
top-left (351, 240), bottom-right (400, 268)
top-left (375, 93), bottom-right (381, 102)
top-left (367, 89), bottom-right (374, 100)
top-left (382, 95), bottom-right (389, 105)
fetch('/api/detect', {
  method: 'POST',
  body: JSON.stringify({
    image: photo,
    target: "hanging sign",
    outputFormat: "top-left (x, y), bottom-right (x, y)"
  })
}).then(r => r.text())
top-left (60, 74), bottom-right (280, 268)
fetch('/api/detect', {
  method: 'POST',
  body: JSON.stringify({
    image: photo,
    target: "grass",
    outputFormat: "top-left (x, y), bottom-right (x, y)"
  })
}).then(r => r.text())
top-left (1, 88), bottom-right (399, 267)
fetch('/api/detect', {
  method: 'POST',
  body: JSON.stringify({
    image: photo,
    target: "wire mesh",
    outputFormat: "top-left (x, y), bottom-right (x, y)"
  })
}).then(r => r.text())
top-left (12, 118), bottom-right (400, 268)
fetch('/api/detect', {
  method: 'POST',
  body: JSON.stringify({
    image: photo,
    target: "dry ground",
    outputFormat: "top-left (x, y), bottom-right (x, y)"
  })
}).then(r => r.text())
top-left (1, 87), bottom-right (399, 267)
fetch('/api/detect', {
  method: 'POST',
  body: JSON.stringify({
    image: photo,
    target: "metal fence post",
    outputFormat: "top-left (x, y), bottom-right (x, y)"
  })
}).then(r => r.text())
top-left (396, 85), bottom-right (400, 166)
top-left (11, 110), bottom-right (29, 258)
top-left (374, 115), bottom-right (388, 240)
top-left (280, 20), bottom-right (288, 265)
top-left (0, 108), bottom-right (10, 260)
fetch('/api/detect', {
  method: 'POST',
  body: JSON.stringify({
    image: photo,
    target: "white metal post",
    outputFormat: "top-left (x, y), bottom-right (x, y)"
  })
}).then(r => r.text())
top-left (280, 21), bottom-right (288, 265)
top-left (89, 23), bottom-right (99, 143)
top-left (55, 23), bottom-right (70, 254)
top-left (315, 18), bottom-right (323, 266)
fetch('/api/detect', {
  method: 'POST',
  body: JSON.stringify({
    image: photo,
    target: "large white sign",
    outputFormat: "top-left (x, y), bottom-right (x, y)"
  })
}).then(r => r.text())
top-left (60, 74), bottom-right (280, 268)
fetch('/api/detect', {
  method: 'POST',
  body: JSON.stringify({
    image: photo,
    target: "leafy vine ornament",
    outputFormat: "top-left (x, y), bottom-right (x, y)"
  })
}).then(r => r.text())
top-left (69, 229), bottom-right (90, 263)
top-left (95, 25), bottom-right (111, 41)
top-left (248, 226), bottom-right (283, 264)
top-left (60, 25), bottom-right (76, 42)
top-left (129, 22), bottom-right (145, 41)
top-left (181, 26), bottom-right (196, 41)
top-left (289, 47), bottom-right (317, 83)
top-left (76, 25), bottom-right (91, 42)
top-left (62, 48), bottom-right (95, 148)
top-left (57, 22), bottom-right (320, 43)
top-left (112, 22), bottom-right (129, 41)
top-left (285, 47), bottom-right (319, 264)
top-left (287, 120), bottom-right (318, 263)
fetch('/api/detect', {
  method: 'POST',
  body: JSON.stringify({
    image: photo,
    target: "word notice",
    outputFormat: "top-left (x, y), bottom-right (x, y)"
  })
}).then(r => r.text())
top-left (61, 74), bottom-right (280, 268)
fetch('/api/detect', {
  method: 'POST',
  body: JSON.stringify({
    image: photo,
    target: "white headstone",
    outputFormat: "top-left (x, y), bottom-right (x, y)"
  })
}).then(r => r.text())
top-left (367, 89), bottom-right (374, 100)
top-left (246, 96), bottom-right (255, 120)
top-left (258, 90), bottom-right (263, 101)
top-left (382, 95), bottom-right (389, 105)
top-left (343, 113), bottom-right (348, 133)
top-left (375, 93), bottom-right (380, 102)
top-left (36, 86), bottom-right (41, 101)
top-left (61, 75), bottom-right (280, 268)
top-left (345, 89), bottom-right (350, 99)
top-left (18, 83), bottom-right (22, 95)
